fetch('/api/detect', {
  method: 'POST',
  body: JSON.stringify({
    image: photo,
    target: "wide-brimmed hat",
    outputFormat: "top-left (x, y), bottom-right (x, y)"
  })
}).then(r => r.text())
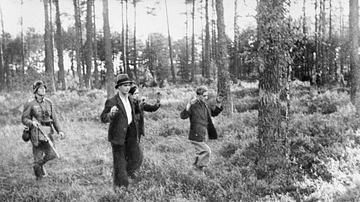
top-left (115, 74), bottom-right (133, 89)
top-left (33, 80), bottom-right (47, 94)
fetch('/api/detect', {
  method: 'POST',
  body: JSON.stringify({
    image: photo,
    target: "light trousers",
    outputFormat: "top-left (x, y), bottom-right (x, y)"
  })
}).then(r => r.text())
top-left (190, 140), bottom-right (211, 167)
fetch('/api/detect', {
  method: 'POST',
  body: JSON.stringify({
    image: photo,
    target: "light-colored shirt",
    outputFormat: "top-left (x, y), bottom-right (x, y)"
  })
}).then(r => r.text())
top-left (119, 94), bottom-right (132, 125)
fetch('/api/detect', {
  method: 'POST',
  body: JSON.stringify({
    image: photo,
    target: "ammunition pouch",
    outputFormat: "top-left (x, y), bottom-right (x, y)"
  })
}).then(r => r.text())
top-left (22, 127), bottom-right (31, 142)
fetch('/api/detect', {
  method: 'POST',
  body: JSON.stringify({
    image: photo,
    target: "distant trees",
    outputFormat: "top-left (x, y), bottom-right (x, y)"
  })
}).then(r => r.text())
top-left (143, 32), bottom-right (170, 85)
top-left (0, 0), bottom-right (358, 95)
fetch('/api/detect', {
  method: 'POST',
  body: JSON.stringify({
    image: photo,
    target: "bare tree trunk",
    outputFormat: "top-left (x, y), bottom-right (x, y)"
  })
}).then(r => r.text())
top-left (313, 0), bottom-right (318, 85)
top-left (20, 0), bottom-right (25, 77)
top-left (103, 0), bottom-right (115, 98)
top-left (54, 0), bottom-right (66, 90)
top-left (186, 1), bottom-right (189, 81)
top-left (73, 0), bottom-right (84, 89)
top-left (133, 0), bottom-right (138, 82)
top-left (350, 0), bottom-right (360, 113)
top-left (0, 3), bottom-right (4, 91)
top-left (44, 0), bottom-right (56, 92)
top-left (215, 0), bottom-right (231, 115)
top-left (191, 0), bottom-right (196, 82)
top-left (121, 0), bottom-right (127, 74)
top-left (211, 0), bottom-right (217, 63)
top-left (93, 0), bottom-right (99, 89)
top-left (165, 0), bottom-right (176, 84)
top-left (204, 0), bottom-right (210, 79)
top-left (233, 0), bottom-right (239, 80)
top-left (85, 0), bottom-right (93, 88)
top-left (125, 0), bottom-right (130, 78)
top-left (256, 0), bottom-right (288, 182)
top-left (328, 0), bottom-right (334, 81)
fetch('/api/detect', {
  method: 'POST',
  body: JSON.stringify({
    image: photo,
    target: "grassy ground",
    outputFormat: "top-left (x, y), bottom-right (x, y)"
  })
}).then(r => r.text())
top-left (1, 83), bottom-right (360, 201)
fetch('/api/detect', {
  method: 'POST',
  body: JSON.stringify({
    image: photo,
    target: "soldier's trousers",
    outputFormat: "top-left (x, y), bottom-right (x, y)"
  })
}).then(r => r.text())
top-left (32, 134), bottom-right (57, 179)
top-left (111, 124), bottom-right (142, 188)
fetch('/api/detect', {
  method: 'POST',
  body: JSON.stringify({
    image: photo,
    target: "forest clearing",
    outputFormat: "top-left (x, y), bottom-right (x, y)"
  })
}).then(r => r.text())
top-left (1, 81), bottom-right (360, 202)
top-left (2, 0), bottom-right (360, 201)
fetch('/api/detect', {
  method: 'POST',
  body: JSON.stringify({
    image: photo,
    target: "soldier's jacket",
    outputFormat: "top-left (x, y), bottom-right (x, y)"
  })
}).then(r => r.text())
top-left (22, 97), bottom-right (62, 145)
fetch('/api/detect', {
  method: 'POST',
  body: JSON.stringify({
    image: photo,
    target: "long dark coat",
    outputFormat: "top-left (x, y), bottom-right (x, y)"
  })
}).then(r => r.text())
top-left (100, 93), bottom-right (139, 145)
top-left (133, 99), bottom-right (161, 138)
top-left (180, 101), bottom-right (223, 142)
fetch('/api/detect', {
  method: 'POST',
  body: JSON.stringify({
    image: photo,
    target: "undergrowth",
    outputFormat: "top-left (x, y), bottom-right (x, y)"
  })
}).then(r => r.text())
top-left (1, 82), bottom-right (360, 201)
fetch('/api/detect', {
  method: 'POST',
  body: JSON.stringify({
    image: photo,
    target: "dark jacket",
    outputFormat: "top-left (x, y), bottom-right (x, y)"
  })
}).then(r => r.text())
top-left (133, 99), bottom-right (161, 137)
top-left (100, 93), bottom-right (139, 145)
top-left (180, 100), bottom-right (223, 142)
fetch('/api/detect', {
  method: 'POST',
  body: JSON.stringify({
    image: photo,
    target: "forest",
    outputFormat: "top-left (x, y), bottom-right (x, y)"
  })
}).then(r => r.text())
top-left (1, 0), bottom-right (360, 201)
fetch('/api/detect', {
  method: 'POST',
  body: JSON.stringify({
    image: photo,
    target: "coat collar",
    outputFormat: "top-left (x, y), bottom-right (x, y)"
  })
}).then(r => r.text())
top-left (115, 93), bottom-right (127, 114)
top-left (115, 92), bottom-right (135, 116)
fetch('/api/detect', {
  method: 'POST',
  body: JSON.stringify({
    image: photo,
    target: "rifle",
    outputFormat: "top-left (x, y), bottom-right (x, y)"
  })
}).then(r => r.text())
top-left (37, 126), bottom-right (61, 158)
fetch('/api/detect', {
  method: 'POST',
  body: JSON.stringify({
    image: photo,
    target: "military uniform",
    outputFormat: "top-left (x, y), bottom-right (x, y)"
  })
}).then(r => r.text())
top-left (22, 97), bottom-right (63, 179)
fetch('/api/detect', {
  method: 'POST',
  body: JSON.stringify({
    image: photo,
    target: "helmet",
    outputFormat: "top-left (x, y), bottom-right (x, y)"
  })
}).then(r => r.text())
top-left (33, 80), bottom-right (47, 94)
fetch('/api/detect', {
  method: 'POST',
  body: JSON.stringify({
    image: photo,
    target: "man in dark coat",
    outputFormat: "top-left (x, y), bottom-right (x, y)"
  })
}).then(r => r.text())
top-left (129, 85), bottom-right (161, 142)
top-left (22, 80), bottom-right (65, 180)
top-left (180, 86), bottom-right (223, 170)
top-left (100, 74), bottom-right (142, 188)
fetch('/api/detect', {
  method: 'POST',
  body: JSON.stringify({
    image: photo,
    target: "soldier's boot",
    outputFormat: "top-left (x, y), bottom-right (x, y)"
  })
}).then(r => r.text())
top-left (33, 165), bottom-right (44, 180)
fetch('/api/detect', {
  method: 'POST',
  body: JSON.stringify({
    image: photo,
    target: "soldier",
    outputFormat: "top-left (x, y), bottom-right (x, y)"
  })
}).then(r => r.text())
top-left (100, 74), bottom-right (142, 189)
top-left (21, 80), bottom-right (65, 180)
top-left (180, 86), bottom-right (224, 171)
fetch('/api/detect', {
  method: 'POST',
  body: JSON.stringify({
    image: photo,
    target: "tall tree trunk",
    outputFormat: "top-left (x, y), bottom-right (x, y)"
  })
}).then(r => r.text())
top-left (211, 0), bottom-right (217, 63)
top-left (165, 0), bottom-right (176, 84)
top-left (191, 0), bottom-right (196, 81)
top-left (121, 0), bottom-right (127, 74)
top-left (350, 0), bottom-right (360, 112)
top-left (204, 0), bottom-right (210, 79)
top-left (125, 0), bottom-right (130, 77)
top-left (103, 0), bottom-right (115, 98)
top-left (49, 0), bottom-right (55, 79)
top-left (186, 1), bottom-right (189, 81)
top-left (73, 0), bottom-right (84, 89)
top-left (20, 0), bottom-right (25, 77)
top-left (256, 0), bottom-right (288, 182)
top-left (328, 0), bottom-right (334, 82)
top-left (133, 0), bottom-right (138, 82)
top-left (233, 0), bottom-right (239, 80)
top-left (93, 0), bottom-right (99, 89)
top-left (85, 0), bottom-right (93, 88)
top-left (44, 0), bottom-right (56, 92)
top-left (54, 0), bottom-right (66, 90)
top-left (215, 0), bottom-right (231, 114)
top-left (313, 0), bottom-right (318, 85)
top-left (0, 3), bottom-right (4, 91)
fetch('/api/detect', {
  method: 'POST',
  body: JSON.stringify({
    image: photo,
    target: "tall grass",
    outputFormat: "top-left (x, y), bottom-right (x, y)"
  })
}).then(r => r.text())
top-left (1, 83), bottom-right (360, 201)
